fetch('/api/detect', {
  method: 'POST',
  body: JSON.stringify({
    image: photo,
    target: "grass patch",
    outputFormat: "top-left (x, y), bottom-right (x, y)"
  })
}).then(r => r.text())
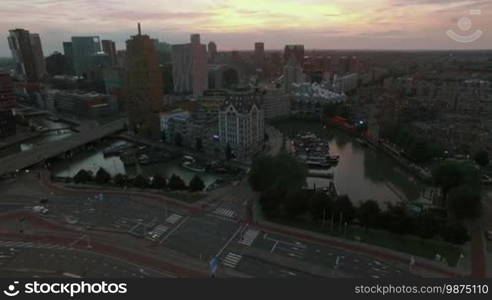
top-left (160, 191), bottom-right (206, 203)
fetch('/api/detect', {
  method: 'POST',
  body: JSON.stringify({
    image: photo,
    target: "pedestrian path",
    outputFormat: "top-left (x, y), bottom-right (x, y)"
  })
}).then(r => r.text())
top-left (213, 208), bottom-right (235, 218)
top-left (222, 252), bottom-right (242, 269)
top-left (0, 240), bottom-right (67, 250)
top-left (238, 229), bottom-right (259, 246)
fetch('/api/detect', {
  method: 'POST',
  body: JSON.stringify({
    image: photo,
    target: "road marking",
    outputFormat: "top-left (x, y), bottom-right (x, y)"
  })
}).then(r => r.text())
top-left (222, 252), bottom-right (242, 269)
top-left (215, 224), bottom-right (246, 258)
top-left (271, 241), bottom-right (279, 253)
top-left (213, 208), bottom-right (235, 218)
top-left (238, 229), bottom-right (259, 246)
top-left (165, 214), bottom-right (182, 225)
top-left (159, 216), bottom-right (190, 244)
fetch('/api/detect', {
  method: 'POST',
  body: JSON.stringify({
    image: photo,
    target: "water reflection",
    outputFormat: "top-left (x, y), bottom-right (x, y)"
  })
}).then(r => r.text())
top-left (275, 120), bottom-right (422, 206)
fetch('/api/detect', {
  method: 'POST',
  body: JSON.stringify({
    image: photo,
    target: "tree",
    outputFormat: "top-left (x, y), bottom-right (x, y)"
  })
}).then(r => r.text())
top-left (249, 152), bottom-right (307, 193)
top-left (474, 150), bottom-right (489, 168)
top-left (283, 189), bottom-right (309, 218)
top-left (309, 192), bottom-right (334, 222)
top-left (440, 222), bottom-right (469, 245)
top-left (95, 167), bottom-right (111, 185)
top-left (447, 185), bottom-right (482, 220)
top-left (161, 130), bottom-right (166, 143)
top-left (151, 173), bottom-right (167, 189)
top-left (189, 175), bottom-right (205, 192)
top-left (225, 143), bottom-right (233, 161)
top-left (174, 133), bottom-right (183, 147)
top-left (414, 215), bottom-right (439, 239)
top-left (133, 174), bottom-right (149, 188)
top-left (384, 203), bottom-right (413, 235)
top-left (113, 173), bottom-right (128, 187)
top-left (73, 169), bottom-right (92, 184)
top-left (168, 174), bottom-right (187, 190)
top-left (195, 138), bottom-right (203, 152)
top-left (357, 200), bottom-right (381, 229)
top-left (334, 195), bottom-right (356, 224)
top-left (432, 161), bottom-right (480, 202)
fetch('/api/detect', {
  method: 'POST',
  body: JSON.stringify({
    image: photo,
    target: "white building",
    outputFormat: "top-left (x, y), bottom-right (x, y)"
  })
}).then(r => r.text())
top-left (218, 91), bottom-right (265, 160)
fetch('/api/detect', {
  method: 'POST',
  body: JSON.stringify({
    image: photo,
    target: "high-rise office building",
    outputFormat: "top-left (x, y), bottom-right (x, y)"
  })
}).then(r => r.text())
top-left (63, 41), bottom-right (74, 74)
top-left (172, 34), bottom-right (208, 97)
top-left (102, 40), bottom-right (118, 66)
top-left (71, 36), bottom-right (101, 76)
top-left (0, 73), bottom-right (16, 137)
top-left (208, 41), bottom-right (217, 62)
top-left (29, 33), bottom-right (46, 80)
top-left (284, 44), bottom-right (305, 66)
top-left (7, 28), bottom-right (45, 82)
top-left (254, 42), bottom-right (265, 66)
top-left (126, 23), bottom-right (163, 140)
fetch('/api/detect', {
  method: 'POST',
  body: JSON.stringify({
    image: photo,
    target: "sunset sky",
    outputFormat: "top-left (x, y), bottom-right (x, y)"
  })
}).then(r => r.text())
top-left (0, 0), bottom-right (491, 56)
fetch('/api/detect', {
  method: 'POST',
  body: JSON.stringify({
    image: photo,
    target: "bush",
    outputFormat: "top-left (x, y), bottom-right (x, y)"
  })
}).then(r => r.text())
top-left (440, 222), bottom-right (470, 245)
top-left (168, 174), bottom-right (187, 190)
top-left (133, 174), bottom-right (149, 188)
top-left (113, 173), bottom-right (128, 187)
top-left (73, 169), bottom-right (92, 184)
top-left (189, 175), bottom-right (205, 192)
top-left (95, 168), bottom-right (111, 185)
top-left (151, 173), bottom-right (167, 189)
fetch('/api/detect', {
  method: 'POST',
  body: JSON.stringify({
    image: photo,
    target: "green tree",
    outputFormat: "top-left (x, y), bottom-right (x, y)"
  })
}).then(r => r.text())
top-left (334, 195), bottom-right (356, 224)
top-left (357, 200), bottom-right (381, 229)
top-left (432, 161), bottom-right (480, 202)
top-left (440, 222), bottom-right (469, 245)
top-left (151, 173), bottom-right (167, 189)
top-left (249, 152), bottom-right (307, 193)
top-left (168, 174), bottom-right (187, 190)
top-left (95, 167), bottom-right (111, 185)
top-left (447, 185), bottom-right (482, 220)
top-left (474, 150), bottom-right (489, 168)
top-left (283, 189), bottom-right (309, 218)
top-left (73, 169), bottom-right (92, 184)
top-left (414, 215), bottom-right (439, 239)
top-left (309, 192), bottom-right (334, 222)
top-left (175, 133), bottom-right (183, 147)
top-left (189, 175), bottom-right (205, 192)
top-left (113, 173), bottom-right (128, 187)
top-left (195, 138), bottom-right (203, 152)
top-left (133, 174), bottom-right (149, 188)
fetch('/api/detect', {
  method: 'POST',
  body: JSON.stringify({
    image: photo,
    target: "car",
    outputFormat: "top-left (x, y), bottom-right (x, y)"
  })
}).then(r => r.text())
top-left (485, 230), bottom-right (492, 241)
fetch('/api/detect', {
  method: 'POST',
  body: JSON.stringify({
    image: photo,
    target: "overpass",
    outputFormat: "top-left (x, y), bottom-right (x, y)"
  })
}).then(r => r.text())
top-left (0, 119), bottom-right (127, 177)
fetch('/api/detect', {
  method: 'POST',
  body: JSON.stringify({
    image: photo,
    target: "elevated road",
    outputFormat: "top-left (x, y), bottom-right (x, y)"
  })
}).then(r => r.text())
top-left (0, 119), bottom-right (126, 177)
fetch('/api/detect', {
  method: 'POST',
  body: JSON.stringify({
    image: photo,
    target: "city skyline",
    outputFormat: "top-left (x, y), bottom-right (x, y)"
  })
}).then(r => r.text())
top-left (1, 0), bottom-right (491, 57)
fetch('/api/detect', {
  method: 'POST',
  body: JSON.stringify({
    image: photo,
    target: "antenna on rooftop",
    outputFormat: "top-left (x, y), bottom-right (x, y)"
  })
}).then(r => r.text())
top-left (138, 23), bottom-right (141, 35)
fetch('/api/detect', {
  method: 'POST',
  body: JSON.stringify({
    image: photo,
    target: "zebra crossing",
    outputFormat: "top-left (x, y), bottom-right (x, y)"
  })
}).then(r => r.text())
top-left (238, 229), bottom-right (259, 246)
top-left (213, 208), bottom-right (235, 218)
top-left (165, 214), bottom-right (182, 225)
top-left (222, 252), bottom-right (242, 269)
top-left (0, 240), bottom-right (67, 250)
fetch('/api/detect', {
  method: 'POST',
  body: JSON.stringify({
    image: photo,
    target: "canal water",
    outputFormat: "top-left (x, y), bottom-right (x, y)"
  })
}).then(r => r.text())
top-left (51, 140), bottom-right (219, 188)
top-left (274, 120), bottom-right (423, 206)
top-left (0, 116), bottom-right (74, 158)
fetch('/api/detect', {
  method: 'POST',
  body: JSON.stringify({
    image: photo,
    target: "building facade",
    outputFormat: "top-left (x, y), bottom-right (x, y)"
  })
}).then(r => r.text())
top-left (218, 90), bottom-right (265, 160)
top-left (71, 36), bottom-right (101, 76)
top-left (126, 24), bottom-right (164, 140)
top-left (102, 40), bottom-right (118, 66)
top-left (0, 73), bottom-right (17, 137)
top-left (172, 34), bottom-right (208, 97)
top-left (8, 28), bottom-right (45, 82)
top-left (284, 45), bottom-right (305, 66)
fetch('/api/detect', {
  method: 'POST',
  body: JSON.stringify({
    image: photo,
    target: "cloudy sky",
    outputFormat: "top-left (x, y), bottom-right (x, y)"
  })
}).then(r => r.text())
top-left (0, 0), bottom-right (491, 56)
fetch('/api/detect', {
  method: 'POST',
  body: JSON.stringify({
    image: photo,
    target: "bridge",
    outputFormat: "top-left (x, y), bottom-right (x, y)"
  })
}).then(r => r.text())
top-left (0, 119), bottom-right (127, 177)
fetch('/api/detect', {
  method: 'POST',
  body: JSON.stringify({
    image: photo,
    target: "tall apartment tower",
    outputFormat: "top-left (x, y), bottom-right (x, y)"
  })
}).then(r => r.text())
top-left (284, 44), bottom-right (305, 67)
top-left (254, 42), bottom-right (265, 66)
top-left (208, 41), bottom-right (217, 62)
top-left (0, 73), bottom-right (17, 137)
top-left (126, 23), bottom-right (164, 140)
top-left (71, 36), bottom-right (101, 76)
top-left (7, 28), bottom-right (45, 82)
top-left (172, 34), bottom-right (208, 97)
top-left (102, 39), bottom-right (118, 66)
